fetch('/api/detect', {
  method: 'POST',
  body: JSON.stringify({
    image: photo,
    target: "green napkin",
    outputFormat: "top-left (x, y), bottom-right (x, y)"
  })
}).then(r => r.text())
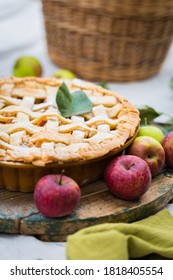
top-left (66, 209), bottom-right (173, 260)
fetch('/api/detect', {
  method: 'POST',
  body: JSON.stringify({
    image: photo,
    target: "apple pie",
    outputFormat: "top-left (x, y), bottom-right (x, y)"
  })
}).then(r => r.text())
top-left (0, 77), bottom-right (140, 167)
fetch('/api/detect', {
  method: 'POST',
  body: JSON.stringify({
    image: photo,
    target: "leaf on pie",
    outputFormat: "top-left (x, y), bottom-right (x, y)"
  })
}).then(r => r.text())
top-left (56, 82), bottom-right (92, 117)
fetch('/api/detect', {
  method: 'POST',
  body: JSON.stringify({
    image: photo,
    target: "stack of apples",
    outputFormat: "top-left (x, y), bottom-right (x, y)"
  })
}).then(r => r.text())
top-left (34, 125), bottom-right (173, 218)
top-left (105, 126), bottom-right (173, 201)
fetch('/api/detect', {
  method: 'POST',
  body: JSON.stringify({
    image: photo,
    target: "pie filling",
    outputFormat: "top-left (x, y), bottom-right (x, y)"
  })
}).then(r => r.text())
top-left (0, 77), bottom-right (140, 166)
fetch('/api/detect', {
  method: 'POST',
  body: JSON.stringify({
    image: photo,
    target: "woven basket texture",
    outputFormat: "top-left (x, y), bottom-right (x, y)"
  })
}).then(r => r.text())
top-left (42, 0), bottom-right (173, 82)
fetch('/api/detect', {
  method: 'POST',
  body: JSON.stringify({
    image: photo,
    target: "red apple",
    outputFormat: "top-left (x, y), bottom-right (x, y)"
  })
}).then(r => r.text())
top-left (34, 174), bottom-right (81, 218)
top-left (126, 136), bottom-right (165, 176)
top-left (104, 155), bottom-right (152, 201)
top-left (162, 131), bottom-right (173, 168)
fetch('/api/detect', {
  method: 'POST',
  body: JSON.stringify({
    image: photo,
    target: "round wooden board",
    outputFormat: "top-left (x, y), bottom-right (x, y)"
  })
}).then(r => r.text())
top-left (0, 169), bottom-right (173, 242)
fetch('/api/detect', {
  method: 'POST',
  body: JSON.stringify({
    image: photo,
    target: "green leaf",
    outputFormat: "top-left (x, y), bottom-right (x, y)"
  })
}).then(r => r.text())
top-left (56, 82), bottom-right (73, 116)
top-left (138, 105), bottom-right (162, 125)
top-left (56, 82), bottom-right (92, 117)
top-left (70, 90), bottom-right (93, 116)
top-left (97, 82), bottom-right (109, 90)
top-left (150, 124), bottom-right (170, 135)
top-left (151, 121), bottom-right (173, 134)
top-left (163, 125), bottom-right (173, 132)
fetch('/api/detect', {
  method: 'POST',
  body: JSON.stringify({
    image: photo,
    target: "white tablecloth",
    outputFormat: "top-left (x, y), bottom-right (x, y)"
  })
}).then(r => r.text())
top-left (0, 0), bottom-right (173, 260)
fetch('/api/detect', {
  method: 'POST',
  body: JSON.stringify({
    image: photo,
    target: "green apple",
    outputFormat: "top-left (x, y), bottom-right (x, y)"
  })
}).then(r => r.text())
top-left (53, 69), bottom-right (76, 79)
top-left (13, 56), bottom-right (42, 77)
top-left (137, 125), bottom-right (164, 143)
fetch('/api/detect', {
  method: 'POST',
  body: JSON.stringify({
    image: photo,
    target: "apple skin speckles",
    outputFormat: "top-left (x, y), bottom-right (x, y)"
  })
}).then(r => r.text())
top-left (104, 155), bottom-right (152, 201)
top-left (34, 174), bottom-right (81, 218)
top-left (126, 136), bottom-right (165, 177)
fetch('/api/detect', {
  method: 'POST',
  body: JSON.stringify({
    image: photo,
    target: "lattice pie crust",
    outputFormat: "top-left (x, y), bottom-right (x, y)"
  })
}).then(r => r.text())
top-left (0, 77), bottom-right (140, 166)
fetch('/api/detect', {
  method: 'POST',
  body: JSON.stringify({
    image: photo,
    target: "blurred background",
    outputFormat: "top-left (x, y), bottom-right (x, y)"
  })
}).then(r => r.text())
top-left (0, 0), bottom-right (173, 114)
top-left (0, 0), bottom-right (56, 77)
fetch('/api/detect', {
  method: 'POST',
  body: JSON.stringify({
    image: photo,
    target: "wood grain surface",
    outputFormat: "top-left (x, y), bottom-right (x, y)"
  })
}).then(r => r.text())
top-left (0, 169), bottom-right (173, 242)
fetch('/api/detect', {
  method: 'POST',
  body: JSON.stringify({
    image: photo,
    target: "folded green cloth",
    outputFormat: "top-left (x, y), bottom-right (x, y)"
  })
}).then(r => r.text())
top-left (66, 209), bottom-right (173, 260)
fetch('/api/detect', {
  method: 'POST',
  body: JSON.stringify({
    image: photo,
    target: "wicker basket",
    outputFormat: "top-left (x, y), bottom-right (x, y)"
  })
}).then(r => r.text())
top-left (42, 0), bottom-right (173, 82)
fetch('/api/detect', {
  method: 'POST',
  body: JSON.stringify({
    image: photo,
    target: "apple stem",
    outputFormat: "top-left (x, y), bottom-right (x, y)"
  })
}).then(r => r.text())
top-left (59, 169), bottom-right (65, 185)
top-left (127, 163), bottom-right (135, 170)
top-left (144, 118), bottom-right (148, 126)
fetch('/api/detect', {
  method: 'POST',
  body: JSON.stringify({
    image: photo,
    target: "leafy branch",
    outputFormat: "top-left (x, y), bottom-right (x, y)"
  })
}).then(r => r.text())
top-left (138, 105), bottom-right (173, 134)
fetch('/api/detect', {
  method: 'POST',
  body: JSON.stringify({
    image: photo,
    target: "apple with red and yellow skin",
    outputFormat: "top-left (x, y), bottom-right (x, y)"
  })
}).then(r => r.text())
top-left (126, 136), bottom-right (165, 177)
top-left (34, 174), bottom-right (81, 218)
top-left (104, 155), bottom-right (152, 201)
top-left (162, 131), bottom-right (173, 169)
